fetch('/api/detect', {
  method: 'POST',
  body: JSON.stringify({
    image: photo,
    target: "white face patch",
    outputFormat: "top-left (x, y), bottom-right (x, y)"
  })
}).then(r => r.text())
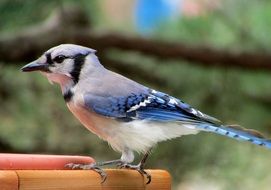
top-left (49, 58), bottom-right (74, 76)
top-left (38, 55), bottom-right (47, 64)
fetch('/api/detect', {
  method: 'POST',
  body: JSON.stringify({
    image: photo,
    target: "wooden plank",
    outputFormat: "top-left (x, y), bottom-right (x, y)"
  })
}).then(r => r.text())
top-left (16, 169), bottom-right (171, 190)
top-left (146, 170), bottom-right (171, 190)
top-left (0, 171), bottom-right (18, 190)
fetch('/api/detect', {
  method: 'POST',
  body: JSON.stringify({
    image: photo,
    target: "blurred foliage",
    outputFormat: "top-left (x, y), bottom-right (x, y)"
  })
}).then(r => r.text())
top-left (1, 0), bottom-right (271, 189)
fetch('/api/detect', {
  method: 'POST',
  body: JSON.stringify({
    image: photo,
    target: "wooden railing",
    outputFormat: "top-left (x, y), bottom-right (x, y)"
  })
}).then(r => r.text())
top-left (0, 154), bottom-right (171, 190)
top-left (0, 169), bottom-right (171, 190)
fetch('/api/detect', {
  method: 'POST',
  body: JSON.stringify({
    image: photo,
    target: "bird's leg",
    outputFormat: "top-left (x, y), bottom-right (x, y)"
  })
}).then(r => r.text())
top-left (65, 159), bottom-right (123, 183)
top-left (118, 149), bottom-right (152, 184)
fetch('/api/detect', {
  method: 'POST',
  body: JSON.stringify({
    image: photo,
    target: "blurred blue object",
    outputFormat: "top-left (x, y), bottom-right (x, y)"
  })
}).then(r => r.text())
top-left (135, 0), bottom-right (181, 35)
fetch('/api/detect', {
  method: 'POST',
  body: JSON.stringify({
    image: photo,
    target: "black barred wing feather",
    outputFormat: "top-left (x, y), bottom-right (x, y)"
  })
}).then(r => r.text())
top-left (144, 89), bottom-right (221, 124)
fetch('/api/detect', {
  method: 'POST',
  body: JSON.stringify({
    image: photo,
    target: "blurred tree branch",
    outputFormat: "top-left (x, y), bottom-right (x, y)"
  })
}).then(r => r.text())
top-left (0, 6), bottom-right (165, 85)
top-left (247, 93), bottom-right (271, 109)
top-left (100, 55), bottom-right (165, 86)
top-left (1, 5), bottom-right (271, 73)
top-left (0, 138), bottom-right (18, 153)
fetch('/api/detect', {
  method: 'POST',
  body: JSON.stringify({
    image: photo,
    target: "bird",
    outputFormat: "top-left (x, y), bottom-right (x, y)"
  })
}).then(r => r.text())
top-left (21, 44), bottom-right (271, 184)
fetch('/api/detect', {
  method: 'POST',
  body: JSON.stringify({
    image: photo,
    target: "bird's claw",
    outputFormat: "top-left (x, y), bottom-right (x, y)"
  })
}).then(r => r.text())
top-left (118, 163), bottom-right (151, 184)
top-left (65, 163), bottom-right (107, 183)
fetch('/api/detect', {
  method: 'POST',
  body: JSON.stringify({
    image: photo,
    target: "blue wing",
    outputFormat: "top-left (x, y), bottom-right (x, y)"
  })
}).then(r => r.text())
top-left (83, 88), bottom-right (220, 124)
top-left (83, 88), bottom-right (271, 149)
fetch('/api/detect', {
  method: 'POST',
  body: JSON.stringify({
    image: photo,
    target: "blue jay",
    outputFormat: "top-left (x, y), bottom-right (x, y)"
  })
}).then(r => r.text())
top-left (21, 44), bottom-right (271, 183)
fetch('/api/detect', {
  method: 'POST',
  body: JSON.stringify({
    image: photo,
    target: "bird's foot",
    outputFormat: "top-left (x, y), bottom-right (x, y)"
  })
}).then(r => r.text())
top-left (118, 163), bottom-right (151, 184)
top-left (65, 163), bottom-right (107, 183)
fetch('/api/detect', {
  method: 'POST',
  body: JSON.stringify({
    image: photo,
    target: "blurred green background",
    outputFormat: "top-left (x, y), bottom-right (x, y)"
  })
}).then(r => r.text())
top-left (1, 0), bottom-right (271, 189)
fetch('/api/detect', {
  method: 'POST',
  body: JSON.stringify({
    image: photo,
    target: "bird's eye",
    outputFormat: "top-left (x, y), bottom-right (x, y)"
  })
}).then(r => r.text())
top-left (53, 55), bottom-right (66, 63)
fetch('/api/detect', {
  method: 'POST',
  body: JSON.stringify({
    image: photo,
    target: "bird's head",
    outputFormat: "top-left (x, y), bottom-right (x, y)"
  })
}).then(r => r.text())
top-left (21, 44), bottom-right (101, 86)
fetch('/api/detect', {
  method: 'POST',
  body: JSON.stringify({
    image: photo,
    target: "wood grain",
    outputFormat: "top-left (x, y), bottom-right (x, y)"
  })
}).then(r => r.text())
top-left (13, 169), bottom-right (171, 190)
top-left (0, 171), bottom-right (18, 190)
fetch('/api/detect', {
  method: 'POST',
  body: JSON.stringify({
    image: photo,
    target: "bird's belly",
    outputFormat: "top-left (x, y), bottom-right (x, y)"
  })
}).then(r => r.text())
top-left (66, 102), bottom-right (137, 152)
top-left (66, 102), bottom-right (115, 142)
top-left (66, 102), bottom-right (199, 153)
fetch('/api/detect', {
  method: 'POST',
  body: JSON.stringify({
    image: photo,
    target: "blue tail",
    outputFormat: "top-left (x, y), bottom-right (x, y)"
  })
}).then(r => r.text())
top-left (197, 124), bottom-right (271, 149)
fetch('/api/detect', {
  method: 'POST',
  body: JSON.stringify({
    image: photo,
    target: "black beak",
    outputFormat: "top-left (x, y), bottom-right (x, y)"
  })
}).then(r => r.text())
top-left (21, 61), bottom-right (49, 72)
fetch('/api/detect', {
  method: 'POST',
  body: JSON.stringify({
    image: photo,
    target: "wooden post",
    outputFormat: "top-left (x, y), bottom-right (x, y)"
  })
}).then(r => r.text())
top-left (0, 169), bottom-right (171, 190)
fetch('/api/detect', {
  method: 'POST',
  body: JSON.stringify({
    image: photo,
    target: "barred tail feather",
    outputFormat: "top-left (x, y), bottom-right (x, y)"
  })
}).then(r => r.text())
top-left (197, 124), bottom-right (271, 149)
